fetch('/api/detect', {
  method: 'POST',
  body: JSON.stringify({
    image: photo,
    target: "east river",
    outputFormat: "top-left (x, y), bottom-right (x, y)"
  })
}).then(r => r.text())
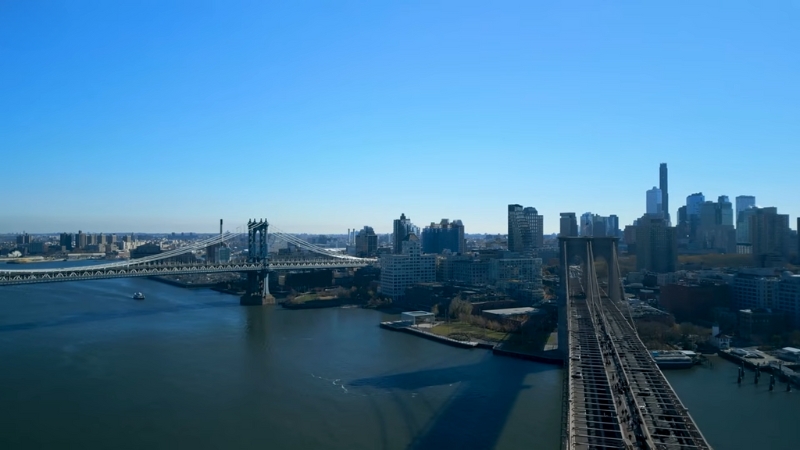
top-left (0, 264), bottom-right (797, 449)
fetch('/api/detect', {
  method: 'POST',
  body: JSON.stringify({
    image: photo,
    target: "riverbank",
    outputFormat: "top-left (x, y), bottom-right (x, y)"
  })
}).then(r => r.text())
top-left (380, 321), bottom-right (564, 365)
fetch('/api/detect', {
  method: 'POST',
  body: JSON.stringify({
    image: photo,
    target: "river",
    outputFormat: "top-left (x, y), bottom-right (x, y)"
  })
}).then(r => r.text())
top-left (0, 271), bottom-right (563, 450)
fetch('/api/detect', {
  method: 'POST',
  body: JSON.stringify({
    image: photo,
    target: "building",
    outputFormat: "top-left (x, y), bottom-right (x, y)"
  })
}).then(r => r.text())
top-left (421, 219), bottom-right (465, 254)
top-left (750, 207), bottom-right (790, 267)
top-left (659, 163), bottom-right (670, 224)
top-left (559, 213), bottom-right (578, 237)
top-left (355, 226), bottom-right (378, 257)
top-left (75, 231), bottom-right (87, 249)
top-left (735, 195), bottom-right (756, 224)
top-left (732, 271), bottom-right (779, 311)
top-left (580, 212), bottom-right (594, 237)
top-left (776, 271), bottom-right (800, 328)
top-left (59, 233), bottom-right (74, 251)
top-left (130, 243), bottom-right (163, 259)
top-left (15, 233), bottom-right (31, 246)
top-left (736, 206), bottom-right (757, 247)
top-left (636, 215), bottom-right (677, 273)
top-left (646, 187), bottom-right (662, 216)
top-left (717, 196), bottom-right (734, 227)
top-left (392, 213), bottom-right (419, 254)
top-left (379, 234), bottom-right (436, 300)
top-left (507, 204), bottom-right (543, 253)
top-left (738, 308), bottom-right (786, 340)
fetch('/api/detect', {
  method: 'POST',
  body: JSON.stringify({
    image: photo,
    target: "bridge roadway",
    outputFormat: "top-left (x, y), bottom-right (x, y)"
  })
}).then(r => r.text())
top-left (0, 258), bottom-right (375, 286)
top-left (566, 253), bottom-right (710, 449)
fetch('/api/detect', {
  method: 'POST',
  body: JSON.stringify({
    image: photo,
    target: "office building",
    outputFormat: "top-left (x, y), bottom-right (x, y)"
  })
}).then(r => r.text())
top-left (735, 195), bottom-right (756, 224)
top-left (355, 226), bottom-right (378, 257)
top-left (750, 207), bottom-right (790, 267)
top-left (379, 234), bottom-right (436, 300)
top-left (392, 213), bottom-right (419, 254)
top-left (508, 204), bottom-right (543, 253)
top-left (580, 212), bottom-right (594, 237)
top-left (736, 206), bottom-right (757, 246)
top-left (717, 196), bottom-right (734, 227)
top-left (559, 213), bottom-right (579, 237)
top-left (646, 187), bottom-right (662, 216)
top-left (686, 193), bottom-right (705, 217)
top-left (659, 163), bottom-right (670, 223)
top-left (636, 215), bottom-right (677, 273)
top-left (421, 219), bottom-right (465, 254)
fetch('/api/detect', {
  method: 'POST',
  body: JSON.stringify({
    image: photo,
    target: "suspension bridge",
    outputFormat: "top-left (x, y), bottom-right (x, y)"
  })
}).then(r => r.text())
top-left (0, 219), bottom-right (377, 305)
top-left (558, 237), bottom-right (711, 450)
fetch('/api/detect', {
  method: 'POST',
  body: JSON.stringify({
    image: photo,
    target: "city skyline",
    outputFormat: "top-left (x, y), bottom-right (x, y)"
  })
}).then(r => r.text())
top-left (2, 2), bottom-right (798, 234)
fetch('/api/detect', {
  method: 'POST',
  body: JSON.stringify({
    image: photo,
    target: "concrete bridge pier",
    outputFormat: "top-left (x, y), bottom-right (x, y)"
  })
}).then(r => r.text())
top-left (240, 269), bottom-right (275, 305)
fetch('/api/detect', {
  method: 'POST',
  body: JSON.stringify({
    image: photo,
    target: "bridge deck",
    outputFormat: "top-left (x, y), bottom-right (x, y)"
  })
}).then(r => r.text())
top-left (567, 293), bottom-right (711, 450)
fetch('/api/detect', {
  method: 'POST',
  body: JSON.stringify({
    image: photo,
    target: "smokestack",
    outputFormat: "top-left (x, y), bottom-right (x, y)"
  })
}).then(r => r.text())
top-left (220, 219), bottom-right (223, 236)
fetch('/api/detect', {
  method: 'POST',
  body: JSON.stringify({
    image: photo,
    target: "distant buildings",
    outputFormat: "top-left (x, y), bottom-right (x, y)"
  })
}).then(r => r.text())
top-left (507, 204), bottom-right (543, 253)
top-left (355, 226), bottom-right (378, 257)
top-left (660, 163), bottom-right (670, 224)
top-left (635, 215), bottom-right (677, 273)
top-left (392, 213), bottom-right (419, 254)
top-left (735, 195), bottom-right (756, 224)
top-left (379, 234), bottom-right (435, 300)
top-left (421, 219), bottom-right (465, 254)
top-left (750, 207), bottom-right (790, 267)
top-left (559, 213), bottom-right (578, 237)
top-left (646, 187), bottom-right (663, 216)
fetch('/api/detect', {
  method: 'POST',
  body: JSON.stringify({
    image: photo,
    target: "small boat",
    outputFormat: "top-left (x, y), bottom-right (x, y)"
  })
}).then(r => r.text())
top-left (133, 292), bottom-right (145, 300)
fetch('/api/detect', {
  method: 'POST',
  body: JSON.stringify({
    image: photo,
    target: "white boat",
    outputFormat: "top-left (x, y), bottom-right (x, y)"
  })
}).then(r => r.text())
top-left (133, 292), bottom-right (145, 300)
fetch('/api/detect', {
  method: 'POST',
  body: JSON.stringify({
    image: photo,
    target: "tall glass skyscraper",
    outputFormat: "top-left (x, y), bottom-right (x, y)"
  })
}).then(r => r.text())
top-left (660, 163), bottom-right (670, 224)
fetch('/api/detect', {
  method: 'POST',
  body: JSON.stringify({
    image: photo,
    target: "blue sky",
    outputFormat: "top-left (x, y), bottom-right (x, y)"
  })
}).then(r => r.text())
top-left (1, 1), bottom-right (798, 234)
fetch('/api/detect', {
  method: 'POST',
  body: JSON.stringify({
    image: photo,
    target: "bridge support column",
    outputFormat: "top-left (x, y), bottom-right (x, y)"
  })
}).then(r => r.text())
top-left (240, 219), bottom-right (275, 306)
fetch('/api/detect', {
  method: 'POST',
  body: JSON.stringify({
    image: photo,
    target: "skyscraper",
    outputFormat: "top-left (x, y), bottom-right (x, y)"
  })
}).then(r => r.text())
top-left (646, 187), bottom-right (662, 216)
top-left (735, 195), bottom-right (756, 224)
top-left (508, 204), bottom-right (543, 253)
top-left (392, 213), bottom-right (419, 254)
top-left (717, 196), bottom-right (734, 227)
top-left (636, 215), bottom-right (677, 273)
top-left (421, 219), bottom-right (465, 254)
top-left (750, 207), bottom-right (790, 267)
top-left (559, 213), bottom-right (578, 237)
top-left (355, 226), bottom-right (378, 257)
top-left (659, 163), bottom-right (670, 223)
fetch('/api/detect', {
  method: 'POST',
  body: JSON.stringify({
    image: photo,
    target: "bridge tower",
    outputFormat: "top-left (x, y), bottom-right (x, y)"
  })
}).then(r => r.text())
top-left (241, 219), bottom-right (275, 305)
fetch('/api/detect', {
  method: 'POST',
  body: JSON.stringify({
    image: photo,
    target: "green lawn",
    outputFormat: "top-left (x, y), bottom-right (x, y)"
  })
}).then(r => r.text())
top-left (429, 321), bottom-right (509, 343)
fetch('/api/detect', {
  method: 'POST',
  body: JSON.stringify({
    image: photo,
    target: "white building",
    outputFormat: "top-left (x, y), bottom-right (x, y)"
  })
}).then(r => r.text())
top-left (646, 187), bottom-right (663, 216)
top-left (379, 235), bottom-right (436, 300)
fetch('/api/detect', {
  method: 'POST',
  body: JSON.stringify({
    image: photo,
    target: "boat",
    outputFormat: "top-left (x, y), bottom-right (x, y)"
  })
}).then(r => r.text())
top-left (133, 292), bottom-right (145, 300)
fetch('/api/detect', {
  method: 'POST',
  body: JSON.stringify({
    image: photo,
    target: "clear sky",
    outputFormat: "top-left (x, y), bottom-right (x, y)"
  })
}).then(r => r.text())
top-left (1, 1), bottom-right (798, 234)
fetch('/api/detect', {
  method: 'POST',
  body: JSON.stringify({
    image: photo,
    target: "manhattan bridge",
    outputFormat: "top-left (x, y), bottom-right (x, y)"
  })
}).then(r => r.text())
top-left (0, 219), bottom-right (375, 305)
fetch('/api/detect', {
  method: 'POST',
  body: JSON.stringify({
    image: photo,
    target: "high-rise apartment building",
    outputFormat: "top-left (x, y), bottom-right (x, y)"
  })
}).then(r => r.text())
top-left (735, 195), bottom-right (756, 224)
top-left (421, 219), bottom-right (465, 254)
top-left (636, 215), bottom-right (677, 273)
top-left (392, 213), bottom-right (419, 254)
top-left (355, 226), bottom-right (378, 257)
top-left (659, 163), bottom-right (670, 223)
top-left (750, 207), bottom-right (790, 267)
top-left (508, 204), bottom-right (543, 253)
top-left (646, 187), bottom-right (663, 216)
top-left (75, 231), bottom-right (87, 249)
top-left (379, 234), bottom-right (436, 300)
top-left (559, 213), bottom-right (579, 237)
top-left (59, 233), bottom-right (73, 251)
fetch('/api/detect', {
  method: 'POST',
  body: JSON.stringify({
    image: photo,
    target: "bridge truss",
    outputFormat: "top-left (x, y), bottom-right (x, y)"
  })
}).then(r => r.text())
top-left (560, 237), bottom-right (711, 450)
